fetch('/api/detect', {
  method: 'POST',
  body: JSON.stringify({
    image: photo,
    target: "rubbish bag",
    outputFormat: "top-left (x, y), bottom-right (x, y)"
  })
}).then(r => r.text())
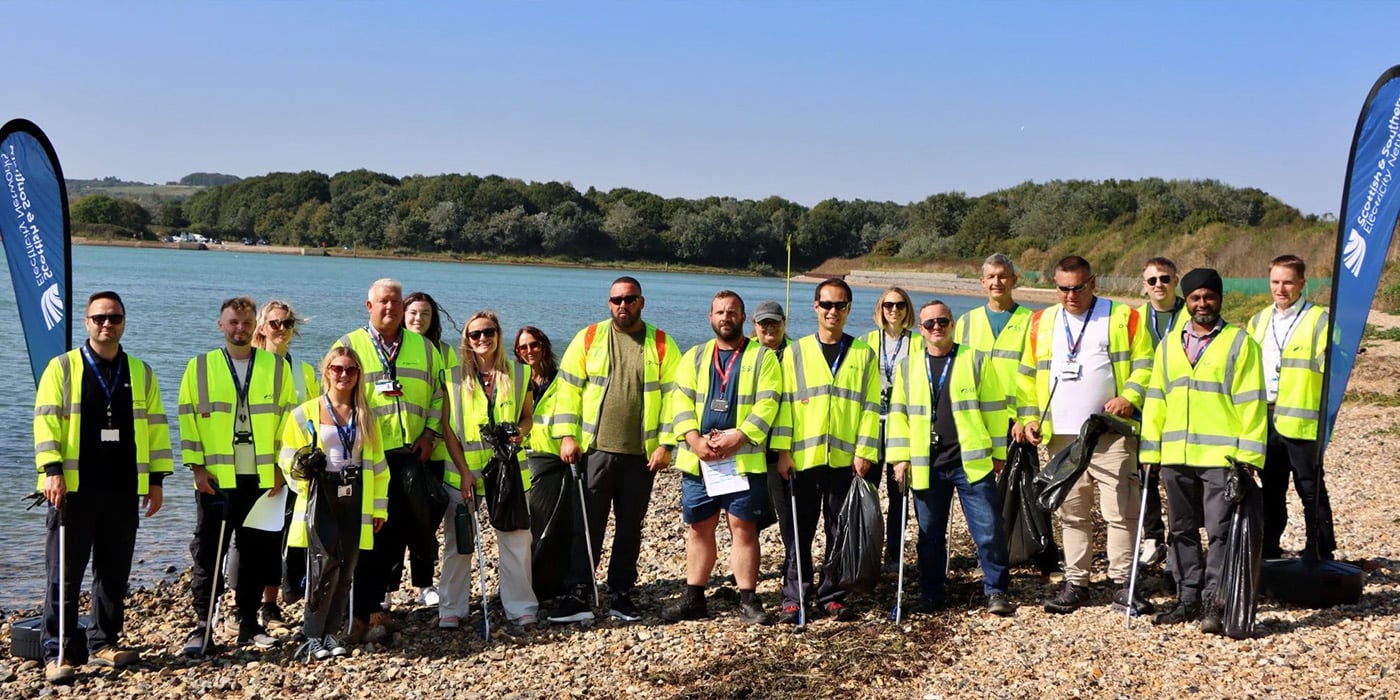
top-left (303, 471), bottom-right (359, 613)
top-left (400, 458), bottom-right (449, 559)
top-left (999, 441), bottom-right (1055, 565)
top-left (527, 458), bottom-right (573, 599)
top-left (481, 422), bottom-right (532, 532)
top-left (825, 476), bottom-right (884, 593)
top-left (1034, 412), bottom-right (1140, 512)
top-left (1218, 459), bottom-right (1263, 639)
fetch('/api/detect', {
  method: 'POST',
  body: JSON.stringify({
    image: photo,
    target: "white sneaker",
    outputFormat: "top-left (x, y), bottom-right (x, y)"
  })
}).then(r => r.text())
top-left (418, 586), bottom-right (440, 607)
top-left (382, 591), bottom-right (393, 611)
top-left (1139, 539), bottom-right (1166, 567)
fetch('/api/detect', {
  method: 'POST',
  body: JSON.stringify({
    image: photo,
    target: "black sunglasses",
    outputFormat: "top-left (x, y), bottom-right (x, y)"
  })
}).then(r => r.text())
top-left (1144, 275), bottom-right (1173, 286)
top-left (816, 300), bottom-right (851, 311)
top-left (517, 341), bottom-right (542, 352)
top-left (89, 313), bottom-right (125, 326)
top-left (609, 294), bottom-right (641, 306)
top-left (467, 328), bottom-right (498, 341)
top-left (266, 318), bottom-right (296, 330)
top-left (920, 317), bottom-right (952, 330)
top-left (1057, 282), bottom-right (1091, 293)
top-left (881, 301), bottom-right (908, 311)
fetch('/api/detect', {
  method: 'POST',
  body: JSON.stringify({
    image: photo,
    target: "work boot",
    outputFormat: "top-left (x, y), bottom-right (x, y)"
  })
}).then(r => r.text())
top-left (44, 659), bottom-right (75, 684)
top-left (738, 599), bottom-right (774, 625)
top-left (1043, 582), bottom-right (1090, 614)
top-left (90, 646), bottom-right (140, 668)
top-left (986, 592), bottom-right (1016, 617)
top-left (1111, 583), bottom-right (1156, 616)
top-left (1200, 608), bottom-right (1225, 635)
top-left (660, 590), bottom-right (708, 623)
top-left (1151, 600), bottom-right (1201, 625)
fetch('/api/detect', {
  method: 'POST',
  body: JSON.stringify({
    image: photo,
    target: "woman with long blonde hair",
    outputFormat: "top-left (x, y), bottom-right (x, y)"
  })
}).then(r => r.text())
top-left (863, 286), bottom-right (923, 573)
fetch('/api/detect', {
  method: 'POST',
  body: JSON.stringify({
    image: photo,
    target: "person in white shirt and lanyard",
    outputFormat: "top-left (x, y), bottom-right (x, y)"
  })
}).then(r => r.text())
top-left (1246, 254), bottom-right (1334, 560)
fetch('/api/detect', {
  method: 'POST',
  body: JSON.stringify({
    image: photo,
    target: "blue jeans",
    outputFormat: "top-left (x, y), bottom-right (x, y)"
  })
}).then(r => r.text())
top-left (912, 463), bottom-right (1010, 602)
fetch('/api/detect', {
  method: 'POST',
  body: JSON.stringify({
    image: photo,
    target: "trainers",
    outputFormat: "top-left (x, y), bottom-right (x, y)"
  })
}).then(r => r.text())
top-left (609, 591), bottom-right (642, 622)
top-left (738, 600), bottom-right (774, 625)
top-left (1043, 582), bottom-right (1090, 614)
top-left (238, 622), bottom-right (278, 649)
top-left (438, 615), bottom-right (460, 629)
top-left (1139, 539), bottom-right (1167, 568)
top-left (547, 594), bottom-right (595, 623)
top-left (418, 586), bottom-right (440, 607)
top-left (297, 636), bottom-right (328, 662)
top-left (368, 611), bottom-right (403, 634)
top-left (778, 604), bottom-right (804, 625)
top-left (1111, 585), bottom-right (1156, 616)
top-left (259, 602), bottom-right (287, 630)
top-left (44, 659), bottom-right (75, 684)
top-left (1151, 600), bottom-right (1201, 625)
top-left (987, 593), bottom-right (1016, 617)
top-left (660, 595), bottom-right (708, 623)
top-left (182, 623), bottom-right (210, 657)
top-left (824, 601), bottom-right (855, 621)
top-left (323, 634), bottom-right (348, 657)
top-left (91, 646), bottom-right (140, 668)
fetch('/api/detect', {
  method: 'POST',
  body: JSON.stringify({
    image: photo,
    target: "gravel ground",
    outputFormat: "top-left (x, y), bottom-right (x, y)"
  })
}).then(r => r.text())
top-left (4, 341), bottom-right (1399, 699)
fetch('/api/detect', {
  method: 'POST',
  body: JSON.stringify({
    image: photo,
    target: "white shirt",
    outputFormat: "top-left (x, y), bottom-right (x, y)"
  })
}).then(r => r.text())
top-left (231, 357), bottom-right (257, 476)
top-left (319, 423), bottom-right (357, 474)
top-left (1260, 301), bottom-right (1307, 403)
top-left (1048, 297), bottom-right (1116, 435)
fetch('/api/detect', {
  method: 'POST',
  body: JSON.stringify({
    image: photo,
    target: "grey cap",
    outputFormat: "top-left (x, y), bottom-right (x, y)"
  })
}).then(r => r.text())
top-left (754, 300), bottom-right (785, 323)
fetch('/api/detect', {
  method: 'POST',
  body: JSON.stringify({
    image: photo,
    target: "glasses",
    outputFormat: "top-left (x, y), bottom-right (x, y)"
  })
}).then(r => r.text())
top-left (467, 328), bottom-right (498, 341)
top-left (609, 294), bottom-right (641, 306)
top-left (881, 301), bottom-right (908, 311)
top-left (88, 313), bottom-right (125, 326)
top-left (1057, 282), bottom-right (1091, 293)
top-left (327, 364), bottom-right (360, 377)
top-left (920, 317), bottom-right (952, 330)
top-left (1144, 275), bottom-right (1173, 286)
top-left (266, 318), bottom-right (296, 331)
top-left (816, 300), bottom-right (851, 311)
top-left (516, 341), bottom-right (542, 353)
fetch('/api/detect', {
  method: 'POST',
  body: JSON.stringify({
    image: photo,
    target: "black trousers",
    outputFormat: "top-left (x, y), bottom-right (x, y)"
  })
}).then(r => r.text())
top-left (353, 450), bottom-right (428, 619)
top-left (1163, 466), bottom-right (1232, 604)
top-left (302, 475), bottom-right (363, 639)
top-left (386, 458), bottom-right (446, 591)
top-left (1261, 421), bottom-right (1335, 559)
top-left (780, 465), bottom-right (855, 608)
top-left (1141, 470), bottom-right (1167, 542)
top-left (43, 490), bottom-right (139, 662)
top-left (189, 476), bottom-right (282, 627)
top-left (564, 450), bottom-right (655, 594)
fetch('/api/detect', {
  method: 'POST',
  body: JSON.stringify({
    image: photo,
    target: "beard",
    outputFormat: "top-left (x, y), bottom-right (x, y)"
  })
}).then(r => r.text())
top-left (1191, 309), bottom-right (1220, 326)
top-left (712, 320), bottom-right (743, 343)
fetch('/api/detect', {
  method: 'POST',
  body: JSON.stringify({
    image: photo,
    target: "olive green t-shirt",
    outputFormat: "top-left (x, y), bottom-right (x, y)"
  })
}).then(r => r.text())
top-left (594, 326), bottom-right (647, 455)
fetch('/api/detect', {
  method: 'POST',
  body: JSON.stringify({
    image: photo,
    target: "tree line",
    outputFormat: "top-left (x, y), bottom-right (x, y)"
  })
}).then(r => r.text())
top-left (69, 170), bottom-right (1322, 273)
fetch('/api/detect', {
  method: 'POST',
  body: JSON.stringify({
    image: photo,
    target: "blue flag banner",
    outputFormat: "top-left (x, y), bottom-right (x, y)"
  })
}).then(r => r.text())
top-left (1322, 67), bottom-right (1400, 451)
top-left (0, 119), bottom-right (71, 387)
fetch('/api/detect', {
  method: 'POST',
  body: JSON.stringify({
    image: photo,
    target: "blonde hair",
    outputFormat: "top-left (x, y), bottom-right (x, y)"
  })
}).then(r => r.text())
top-left (460, 311), bottom-right (512, 398)
top-left (873, 286), bottom-right (915, 333)
top-left (253, 299), bottom-right (302, 352)
top-left (319, 346), bottom-right (380, 454)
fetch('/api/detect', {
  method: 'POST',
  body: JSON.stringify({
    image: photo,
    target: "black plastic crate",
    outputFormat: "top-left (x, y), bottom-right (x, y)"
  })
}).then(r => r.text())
top-left (10, 616), bottom-right (90, 663)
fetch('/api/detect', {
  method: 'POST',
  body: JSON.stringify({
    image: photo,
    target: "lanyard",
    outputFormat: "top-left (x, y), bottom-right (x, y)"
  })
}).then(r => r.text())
top-left (80, 345), bottom-right (125, 424)
top-left (1148, 302), bottom-right (1180, 344)
top-left (1183, 324), bottom-right (1223, 366)
top-left (479, 369), bottom-right (499, 423)
top-left (924, 348), bottom-right (955, 423)
top-left (1270, 302), bottom-right (1308, 356)
top-left (712, 344), bottom-right (744, 394)
top-left (1061, 304), bottom-right (1094, 360)
top-left (826, 337), bottom-right (849, 376)
top-left (221, 349), bottom-right (255, 414)
top-left (324, 395), bottom-right (357, 460)
top-left (367, 326), bottom-right (401, 378)
top-left (880, 332), bottom-right (905, 384)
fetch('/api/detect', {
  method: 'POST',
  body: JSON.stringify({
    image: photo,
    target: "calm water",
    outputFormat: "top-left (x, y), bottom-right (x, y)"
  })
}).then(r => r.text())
top-left (0, 246), bottom-right (1001, 611)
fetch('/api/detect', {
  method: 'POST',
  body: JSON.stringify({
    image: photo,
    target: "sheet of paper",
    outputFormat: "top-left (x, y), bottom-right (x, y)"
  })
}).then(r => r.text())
top-left (243, 487), bottom-right (289, 531)
top-left (700, 456), bottom-right (748, 497)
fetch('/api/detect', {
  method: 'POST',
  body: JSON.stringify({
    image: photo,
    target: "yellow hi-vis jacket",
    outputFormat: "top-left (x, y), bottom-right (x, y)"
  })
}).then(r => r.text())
top-left (1139, 324), bottom-right (1268, 469)
top-left (552, 320), bottom-right (680, 455)
top-left (1245, 303), bottom-right (1328, 441)
top-left (34, 348), bottom-right (174, 494)
top-left (1134, 300), bottom-right (1188, 350)
top-left (771, 334), bottom-right (882, 470)
top-left (287, 355), bottom-right (321, 404)
top-left (178, 348), bottom-right (297, 488)
top-left (1015, 300), bottom-right (1152, 441)
top-left (955, 304), bottom-right (1032, 459)
top-left (447, 358), bottom-right (532, 492)
top-left (430, 342), bottom-right (459, 462)
top-left (670, 338), bottom-right (783, 476)
top-left (277, 399), bottom-right (390, 551)
top-left (527, 374), bottom-right (565, 458)
top-left (334, 327), bottom-right (444, 451)
top-left (887, 346), bottom-right (1001, 487)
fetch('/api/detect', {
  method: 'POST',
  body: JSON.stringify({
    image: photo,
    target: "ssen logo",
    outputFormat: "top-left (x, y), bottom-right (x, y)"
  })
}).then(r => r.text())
top-left (40, 283), bottom-right (63, 330)
top-left (1344, 229), bottom-right (1367, 278)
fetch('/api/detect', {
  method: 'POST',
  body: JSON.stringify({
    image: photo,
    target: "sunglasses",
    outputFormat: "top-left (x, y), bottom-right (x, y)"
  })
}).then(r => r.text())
top-left (88, 313), bottom-right (125, 326)
top-left (920, 317), bottom-right (952, 330)
top-left (327, 364), bottom-right (360, 377)
top-left (1057, 282), bottom-right (1091, 293)
top-left (467, 328), bottom-right (498, 341)
top-left (517, 341), bottom-right (542, 353)
top-left (266, 318), bottom-right (296, 331)
top-left (816, 300), bottom-right (851, 311)
top-left (609, 294), bottom-right (641, 306)
top-left (1144, 275), bottom-right (1173, 286)
top-left (881, 301), bottom-right (908, 311)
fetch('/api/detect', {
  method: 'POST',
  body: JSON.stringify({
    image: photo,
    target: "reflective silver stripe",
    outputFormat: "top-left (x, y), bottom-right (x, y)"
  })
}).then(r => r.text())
top-left (1140, 439), bottom-right (1160, 452)
top-left (558, 370), bottom-right (585, 389)
top-left (951, 399), bottom-right (979, 412)
top-left (1145, 386), bottom-right (1166, 401)
top-left (581, 419), bottom-right (599, 436)
top-left (271, 353), bottom-right (285, 409)
top-left (885, 437), bottom-right (911, 449)
top-left (1129, 358), bottom-right (1152, 373)
top-left (195, 353), bottom-right (212, 415)
top-left (57, 356), bottom-right (72, 420)
top-left (1233, 389), bottom-right (1267, 404)
top-left (552, 412), bottom-right (580, 426)
top-left (990, 349), bottom-right (1020, 361)
top-left (364, 369), bottom-right (388, 385)
top-left (1190, 380), bottom-right (1228, 395)
top-left (792, 434), bottom-right (857, 455)
top-left (792, 385), bottom-right (865, 404)
top-left (35, 440), bottom-right (61, 452)
top-left (397, 367), bottom-right (431, 383)
top-left (771, 426), bottom-right (793, 439)
top-left (1018, 363), bottom-right (1037, 378)
top-left (755, 389), bottom-right (780, 403)
top-left (371, 404), bottom-right (400, 418)
top-left (791, 341), bottom-right (808, 398)
top-left (1274, 406), bottom-right (1319, 420)
top-left (981, 399), bottom-right (1007, 412)
top-left (360, 514), bottom-right (375, 527)
top-left (678, 385), bottom-right (698, 401)
top-left (1034, 359), bottom-right (1051, 371)
top-left (373, 498), bottom-right (388, 511)
top-left (205, 454), bottom-right (236, 466)
top-left (181, 439), bottom-right (200, 451)
top-left (674, 410), bottom-right (698, 425)
top-left (991, 434), bottom-right (1008, 449)
top-left (1280, 358), bottom-right (1312, 370)
top-left (1109, 350), bottom-right (1131, 363)
top-left (1238, 438), bottom-right (1266, 454)
top-left (247, 404), bottom-right (281, 416)
top-left (1223, 332), bottom-right (1245, 385)
top-left (905, 404), bottom-right (929, 417)
top-left (150, 449), bottom-right (174, 461)
top-left (147, 413), bottom-right (169, 426)
top-left (35, 405), bottom-right (61, 416)
top-left (1159, 430), bottom-right (1189, 442)
top-left (745, 415), bottom-right (772, 436)
top-left (642, 380), bottom-right (660, 394)
top-left (964, 447), bottom-right (993, 461)
top-left (1122, 381), bottom-right (1144, 397)
top-left (132, 406), bottom-right (148, 421)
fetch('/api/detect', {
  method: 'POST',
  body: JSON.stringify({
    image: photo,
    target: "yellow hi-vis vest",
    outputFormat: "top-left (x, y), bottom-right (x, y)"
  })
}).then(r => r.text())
top-left (1015, 300), bottom-right (1152, 442)
top-left (430, 342), bottom-right (459, 462)
top-left (278, 400), bottom-right (390, 551)
top-left (448, 359), bottom-right (532, 492)
top-left (671, 338), bottom-right (783, 476)
top-left (955, 304), bottom-right (1032, 459)
top-left (1139, 324), bottom-right (1268, 469)
top-left (177, 348), bottom-right (296, 489)
top-left (1245, 303), bottom-right (1328, 441)
top-left (770, 334), bottom-right (882, 470)
top-left (1134, 300), bottom-right (1188, 350)
top-left (887, 346), bottom-right (1001, 488)
top-left (335, 327), bottom-right (444, 451)
top-left (287, 356), bottom-right (321, 404)
top-left (527, 374), bottom-right (564, 458)
top-left (552, 320), bottom-right (680, 455)
top-left (34, 348), bottom-right (174, 494)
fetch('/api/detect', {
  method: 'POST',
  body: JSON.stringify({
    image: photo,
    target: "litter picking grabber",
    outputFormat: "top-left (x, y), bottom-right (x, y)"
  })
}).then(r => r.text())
top-left (471, 495), bottom-right (490, 640)
top-left (569, 462), bottom-right (600, 608)
top-left (890, 476), bottom-right (910, 624)
top-left (204, 499), bottom-right (228, 654)
top-left (788, 469), bottom-right (806, 631)
top-left (1125, 465), bottom-right (1152, 629)
top-left (57, 500), bottom-right (68, 665)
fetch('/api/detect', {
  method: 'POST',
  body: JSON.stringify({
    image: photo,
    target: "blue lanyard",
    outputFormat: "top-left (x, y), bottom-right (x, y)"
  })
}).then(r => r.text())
top-left (1060, 304), bottom-right (1094, 360)
top-left (367, 326), bottom-right (400, 378)
top-left (880, 332), bottom-right (905, 384)
top-left (1148, 302), bottom-right (1180, 344)
top-left (221, 349), bottom-right (255, 410)
top-left (827, 337), bottom-right (849, 376)
top-left (1271, 302), bottom-right (1308, 355)
top-left (924, 348), bottom-right (955, 423)
top-left (324, 395), bottom-right (357, 460)
top-left (79, 344), bottom-right (125, 420)
top-left (1183, 323), bottom-right (1223, 366)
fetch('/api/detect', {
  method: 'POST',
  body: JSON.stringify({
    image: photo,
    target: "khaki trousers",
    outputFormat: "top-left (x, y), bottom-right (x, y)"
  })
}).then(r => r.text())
top-left (1048, 433), bottom-right (1141, 586)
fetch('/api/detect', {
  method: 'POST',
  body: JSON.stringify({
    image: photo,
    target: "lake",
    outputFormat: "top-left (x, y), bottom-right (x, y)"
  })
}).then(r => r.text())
top-left (0, 245), bottom-right (1001, 611)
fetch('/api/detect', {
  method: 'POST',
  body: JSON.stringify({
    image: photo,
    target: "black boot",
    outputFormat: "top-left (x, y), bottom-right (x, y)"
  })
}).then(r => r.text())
top-left (1151, 600), bottom-right (1201, 625)
top-left (660, 585), bottom-right (708, 623)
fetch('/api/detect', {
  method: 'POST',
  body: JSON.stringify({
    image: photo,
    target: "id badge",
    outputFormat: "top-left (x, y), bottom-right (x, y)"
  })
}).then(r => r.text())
top-left (100, 428), bottom-right (120, 442)
top-left (710, 397), bottom-right (730, 413)
top-left (337, 484), bottom-right (354, 498)
top-left (375, 379), bottom-right (403, 396)
top-left (929, 430), bottom-right (940, 451)
top-left (1059, 361), bottom-right (1081, 382)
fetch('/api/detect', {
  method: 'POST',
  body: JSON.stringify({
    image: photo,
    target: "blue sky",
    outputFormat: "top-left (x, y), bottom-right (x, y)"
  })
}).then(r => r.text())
top-left (10, 1), bottom-right (1400, 216)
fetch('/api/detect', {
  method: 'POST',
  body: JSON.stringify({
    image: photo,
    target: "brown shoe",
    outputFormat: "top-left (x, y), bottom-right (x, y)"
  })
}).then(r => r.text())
top-left (91, 646), bottom-right (140, 668)
top-left (44, 660), bottom-right (75, 684)
top-left (345, 617), bottom-right (369, 644)
top-left (368, 611), bottom-right (403, 633)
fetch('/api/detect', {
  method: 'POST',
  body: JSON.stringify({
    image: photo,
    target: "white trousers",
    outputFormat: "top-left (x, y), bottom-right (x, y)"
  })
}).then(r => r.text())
top-left (439, 488), bottom-right (539, 622)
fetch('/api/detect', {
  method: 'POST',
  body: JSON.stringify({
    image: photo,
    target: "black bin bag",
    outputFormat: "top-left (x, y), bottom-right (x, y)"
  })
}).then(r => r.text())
top-left (481, 422), bottom-right (532, 532)
top-left (998, 441), bottom-right (1055, 565)
top-left (1035, 412), bottom-right (1139, 512)
top-left (528, 459), bottom-right (573, 599)
top-left (1218, 459), bottom-right (1263, 639)
top-left (401, 458), bottom-right (449, 555)
top-left (825, 476), bottom-right (884, 593)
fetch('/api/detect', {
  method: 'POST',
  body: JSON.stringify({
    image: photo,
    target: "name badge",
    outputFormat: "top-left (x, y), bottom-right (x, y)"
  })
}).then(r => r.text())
top-left (1059, 362), bottom-right (1082, 382)
top-left (929, 430), bottom-right (940, 452)
top-left (710, 398), bottom-right (730, 413)
top-left (375, 379), bottom-right (403, 396)
top-left (101, 428), bottom-right (120, 442)
top-left (337, 484), bottom-right (354, 498)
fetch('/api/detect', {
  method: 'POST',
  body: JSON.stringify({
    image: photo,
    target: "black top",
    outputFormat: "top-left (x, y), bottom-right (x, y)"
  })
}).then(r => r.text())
top-left (926, 352), bottom-right (962, 471)
top-left (75, 346), bottom-right (141, 492)
top-left (818, 333), bottom-right (855, 374)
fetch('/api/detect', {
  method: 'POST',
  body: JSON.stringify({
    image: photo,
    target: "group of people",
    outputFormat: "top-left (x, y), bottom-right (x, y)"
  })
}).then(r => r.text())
top-left (32, 255), bottom-right (1334, 683)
